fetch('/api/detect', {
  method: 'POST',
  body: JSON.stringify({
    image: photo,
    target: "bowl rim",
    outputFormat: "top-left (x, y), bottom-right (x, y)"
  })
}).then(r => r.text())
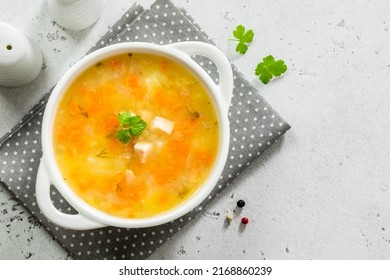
top-left (41, 42), bottom-right (230, 228)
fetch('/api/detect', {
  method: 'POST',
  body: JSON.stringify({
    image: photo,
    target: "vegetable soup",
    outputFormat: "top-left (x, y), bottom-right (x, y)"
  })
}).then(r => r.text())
top-left (53, 53), bottom-right (219, 218)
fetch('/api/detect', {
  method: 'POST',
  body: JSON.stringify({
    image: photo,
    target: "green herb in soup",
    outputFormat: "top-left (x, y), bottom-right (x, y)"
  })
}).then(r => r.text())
top-left (115, 112), bottom-right (147, 144)
top-left (53, 53), bottom-right (219, 218)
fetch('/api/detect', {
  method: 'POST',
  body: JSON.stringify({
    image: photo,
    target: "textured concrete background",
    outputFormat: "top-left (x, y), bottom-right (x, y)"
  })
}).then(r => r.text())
top-left (1, 0), bottom-right (390, 259)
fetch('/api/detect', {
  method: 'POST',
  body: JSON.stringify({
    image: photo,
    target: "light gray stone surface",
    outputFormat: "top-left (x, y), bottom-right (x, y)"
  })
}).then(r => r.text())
top-left (1, 0), bottom-right (390, 259)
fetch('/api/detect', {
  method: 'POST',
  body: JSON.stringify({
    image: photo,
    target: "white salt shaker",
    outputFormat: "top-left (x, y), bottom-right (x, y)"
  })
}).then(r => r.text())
top-left (0, 22), bottom-right (43, 88)
top-left (48, 0), bottom-right (103, 30)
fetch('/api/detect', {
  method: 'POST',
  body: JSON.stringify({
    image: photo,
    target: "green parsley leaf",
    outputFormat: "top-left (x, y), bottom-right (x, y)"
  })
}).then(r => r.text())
top-left (128, 116), bottom-right (147, 136)
top-left (115, 112), bottom-right (147, 144)
top-left (115, 128), bottom-right (132, 144)
top-left (236, 42), bottom-right (248, 55)
top-left (233, 25), bottom-right (246, 39)
top-left (232, 25), bottom-right (254, 54)
top-left (118, 112), bottom-right (134, 125)
top-left (255, 55), bottom-right (287, 84)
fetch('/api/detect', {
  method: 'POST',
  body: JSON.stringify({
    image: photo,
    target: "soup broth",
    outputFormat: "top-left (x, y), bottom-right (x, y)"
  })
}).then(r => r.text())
top-left (53, 53), bottom-right (219, 218)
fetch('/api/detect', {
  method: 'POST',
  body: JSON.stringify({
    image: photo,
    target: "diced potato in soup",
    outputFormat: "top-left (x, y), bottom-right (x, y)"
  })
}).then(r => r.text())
top-left (53, 53), bottom-right (219, 218)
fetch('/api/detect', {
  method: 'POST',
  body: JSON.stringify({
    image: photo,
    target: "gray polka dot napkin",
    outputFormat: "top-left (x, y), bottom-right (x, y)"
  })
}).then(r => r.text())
top-left (0, 0), bottom-right (290, 260)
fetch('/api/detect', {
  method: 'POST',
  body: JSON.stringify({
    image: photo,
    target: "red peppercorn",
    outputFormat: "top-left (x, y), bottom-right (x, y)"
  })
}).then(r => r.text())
top-left (241, 217), bottom-right (249, 224)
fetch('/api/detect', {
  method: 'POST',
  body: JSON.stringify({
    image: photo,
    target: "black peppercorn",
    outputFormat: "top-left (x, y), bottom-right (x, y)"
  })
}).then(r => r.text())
top-left (237, 199), bottom-right (245, 208)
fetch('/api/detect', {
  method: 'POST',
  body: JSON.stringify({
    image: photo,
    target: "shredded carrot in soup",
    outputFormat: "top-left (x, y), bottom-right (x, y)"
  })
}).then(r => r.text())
top-left (53, 53), bottom-right (219, 218)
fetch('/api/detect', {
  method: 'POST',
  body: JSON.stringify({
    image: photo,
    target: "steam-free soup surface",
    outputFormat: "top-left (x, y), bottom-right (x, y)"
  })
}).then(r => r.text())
top-left (53, 53), bottom-right (219, 218)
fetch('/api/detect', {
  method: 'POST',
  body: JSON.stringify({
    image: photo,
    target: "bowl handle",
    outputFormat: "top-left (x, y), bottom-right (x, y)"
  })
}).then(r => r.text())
top-left (35, 160), bottom-right (106, 230)
top-left (168, 42), bottom-right (233, 113)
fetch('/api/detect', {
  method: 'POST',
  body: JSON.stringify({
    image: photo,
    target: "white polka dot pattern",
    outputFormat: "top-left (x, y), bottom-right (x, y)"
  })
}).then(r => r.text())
top-left (0, 0), bottom-right (290, 260)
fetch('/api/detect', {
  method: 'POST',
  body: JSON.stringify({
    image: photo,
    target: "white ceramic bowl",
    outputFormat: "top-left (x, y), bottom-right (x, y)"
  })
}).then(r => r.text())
top-left (36, 41), bottom-right (233, 230)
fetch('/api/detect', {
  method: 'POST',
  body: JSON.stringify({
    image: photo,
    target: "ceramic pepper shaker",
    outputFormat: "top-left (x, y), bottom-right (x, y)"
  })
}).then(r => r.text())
top-left (0, 22), bottom-right (43, 88)
top-left (48, 0), bottom-right (103, 30)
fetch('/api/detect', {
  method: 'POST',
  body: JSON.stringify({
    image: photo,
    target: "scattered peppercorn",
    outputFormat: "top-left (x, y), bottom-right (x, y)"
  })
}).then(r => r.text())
top-left (241, 217), bottom-right (249, 224)
top-left (237, 199), bottom-right (245, 208)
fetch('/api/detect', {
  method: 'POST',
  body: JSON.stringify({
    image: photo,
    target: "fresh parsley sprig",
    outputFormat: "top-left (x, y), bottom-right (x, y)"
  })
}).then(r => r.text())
top-left (255, 55), bottom-right (288, 84)
top-left (230, 25), bottom-right (254, 54)
top-left (115, 112), bottom-right (147, 144)
top-left (230, 25), bottom-right (288, 84)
